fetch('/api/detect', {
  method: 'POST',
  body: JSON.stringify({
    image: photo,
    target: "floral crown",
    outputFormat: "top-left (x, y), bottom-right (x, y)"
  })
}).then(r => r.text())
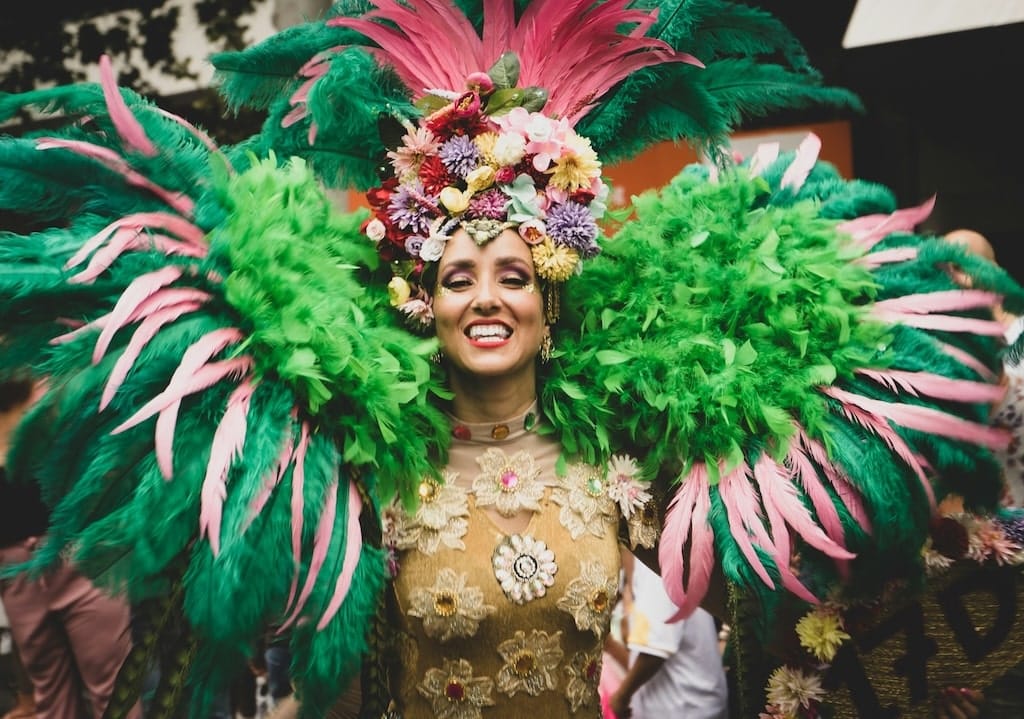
top-left (362, 54), bottom-right (609, 329)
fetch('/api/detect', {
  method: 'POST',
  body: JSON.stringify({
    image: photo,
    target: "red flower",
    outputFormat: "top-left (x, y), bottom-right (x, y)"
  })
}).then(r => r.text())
top-left (419, 155), bottom-right (459, 195)
top-left (570, 188), bottom-right (596, 205)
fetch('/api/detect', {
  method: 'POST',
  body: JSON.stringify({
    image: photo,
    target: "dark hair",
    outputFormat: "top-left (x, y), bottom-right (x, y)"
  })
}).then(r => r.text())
top-left (0, 372), bottom-right (34, 413)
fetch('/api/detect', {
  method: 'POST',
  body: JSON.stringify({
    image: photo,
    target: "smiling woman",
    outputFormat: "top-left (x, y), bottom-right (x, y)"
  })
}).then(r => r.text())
top-left (434, 229), bottom-right (547, 416)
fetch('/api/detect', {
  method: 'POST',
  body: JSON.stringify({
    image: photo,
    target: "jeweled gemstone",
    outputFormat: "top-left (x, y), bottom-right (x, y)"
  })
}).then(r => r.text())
top-left (445, 680), bottom-right (466, 702)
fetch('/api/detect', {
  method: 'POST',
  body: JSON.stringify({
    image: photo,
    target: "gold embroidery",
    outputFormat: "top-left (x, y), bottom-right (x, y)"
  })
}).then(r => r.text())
top-left (390, 470), bottom-right (470, 554)
top-left (564, 648), bottom-right (603, 712)
top-left (552, 463), bottom-right (618, 539)
top-left (556, 561), bottom-right (619, 636)
top-left (408, 568), bottom-right (497, 641)
top-left (496, 630), bottom-right (564, 697)
top-left (473, 448), bottom-right (545, 516)
top-left (417, 658), bottom-right (495, 719)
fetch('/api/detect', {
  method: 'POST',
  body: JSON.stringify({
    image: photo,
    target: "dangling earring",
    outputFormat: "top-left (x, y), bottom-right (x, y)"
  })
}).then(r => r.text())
top-left (540, 329), bottom-right (553, 364)
top-left (431, 348), bottom-right (445, 364)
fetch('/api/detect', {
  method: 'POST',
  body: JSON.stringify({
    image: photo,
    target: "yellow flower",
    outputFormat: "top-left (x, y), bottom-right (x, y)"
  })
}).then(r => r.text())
top-left (531, 237), bottom-right (579, 282)
top-left (473, 132), bottom-right (500, 166)
top-left (795, 608), bottom-right (850, 662)
top-left (440, 186), bottom-right (471, 214)
top-left (465, 166), bottom-right (496, 193)
top-left (548, 134), bottom-right (600, 192)
top-left (387, 276), bottom-right (411, 307)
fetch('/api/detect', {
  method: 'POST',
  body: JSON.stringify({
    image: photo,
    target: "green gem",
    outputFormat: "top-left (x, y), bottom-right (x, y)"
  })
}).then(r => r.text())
top-left (524, 412), bottom-right (536, 430)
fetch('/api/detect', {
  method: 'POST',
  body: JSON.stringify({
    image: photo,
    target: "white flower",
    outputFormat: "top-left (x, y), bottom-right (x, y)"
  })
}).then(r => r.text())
top-left (524, 114), bottom-right (555, 143)
top-left (605, 454), bottom-right (651, 519)
top-left (365, 218), bottom-right (386, 242)
top-left (491, 132), bottom-right (527, 167)
top-left (492, 533), bottom-right (557, 604)
top-left (552, 463), bottom-right (618, 539)
top-left (419, 233), bottom-right (448, 262)
top-left (408, 568), bottom-right (496, 641)
top-left (472, 448), bottom-right (545, 517)
top-left (765, 666), bottom-right (824, 715)
top-left (556, 561), bottom-right (619, 636)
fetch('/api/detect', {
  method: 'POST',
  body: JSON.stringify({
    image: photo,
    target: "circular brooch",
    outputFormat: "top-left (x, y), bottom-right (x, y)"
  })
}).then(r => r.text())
top-left (492, 533), bottom-right (557, 604)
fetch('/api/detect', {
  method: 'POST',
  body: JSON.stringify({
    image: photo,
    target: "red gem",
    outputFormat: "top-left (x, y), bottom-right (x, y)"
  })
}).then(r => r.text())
top-left (452, 424), bottom-right (472, 440)
top-left (445, 681), bottom-right (466, 701)
top-left (585, 660), bottom-right (599, 680)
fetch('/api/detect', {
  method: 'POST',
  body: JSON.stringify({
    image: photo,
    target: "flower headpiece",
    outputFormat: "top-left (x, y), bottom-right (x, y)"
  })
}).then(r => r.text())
top-left (363, 55), bottom-right (610, 328)
top-left (328, 0), bottom-right (701, 329)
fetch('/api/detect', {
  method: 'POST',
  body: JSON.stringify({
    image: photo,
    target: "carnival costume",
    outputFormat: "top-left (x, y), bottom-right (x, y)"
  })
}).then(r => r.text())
top-left (1, 1), bottom-right (1023, 718)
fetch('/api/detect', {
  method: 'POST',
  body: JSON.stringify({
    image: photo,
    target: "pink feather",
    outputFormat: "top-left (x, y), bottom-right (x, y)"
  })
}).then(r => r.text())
top-left (857, 246), bottom-right (919, 268)
top-left (317, 480), bottom-right (365, 630)
top-left (785, 442), bottom-right (851, 578)
top-left (92, 265), bottom-right (184, 364)
top-left (278, 477), bottom-right (339, 632)
top-left (826, 386), bottom-right (1011, 452)
top-left (100, 299), bottom-right (206, 410)
top-left (934, 341), bottom-right (998, 382)
top-left (199, 380), bottom-right (256, 556)
top-left (718, 465), bottom-right (775, 589)
top-left (799, 430), bottom-right (872, 534)
top-left (658, 466), bottom-right (701, 606)
top-left (746, 142), bottom-right (780, 178)
top-left (780, 133), bottom-right (821, 191)
top-left (873, 289), bottom-right (1001, 315)
top-left (110, 327), bottom-right (245, 434)
top-left (283, 422), bottom-right (311, 618)
top-left (663, 469), bottom-right (715, 622)
top-left (154, 106), bottom-right (228, 159)
top-left (245, 425), bottom-right (297, 532)
top-left (856, 368), bottom-right (1006, 404)
top-left (872, 311), bottom-right (1007, 336)
top-left (837, 195), bottom-right (936, 250)
top-left (65, 212), bottom-right (207, 270)
top-left (35, 139), bottom-right (194, 216)
top-left (99, 55), bottom-right (158, 157)
top-left (753, 454), bottom-right (854, 560)
top-left (150, 357), bottom-right (252, 479)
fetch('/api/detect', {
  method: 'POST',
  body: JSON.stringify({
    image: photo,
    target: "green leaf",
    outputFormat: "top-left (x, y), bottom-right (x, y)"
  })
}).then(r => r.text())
top-left (414, 94), bottom-right (449, 115)
top-left (487, 52), bottom-right (520, 90)
top-left (518, 87), bottom-right (548, 113)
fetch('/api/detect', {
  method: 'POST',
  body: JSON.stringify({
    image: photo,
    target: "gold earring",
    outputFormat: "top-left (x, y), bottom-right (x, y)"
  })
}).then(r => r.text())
top-left (540, 332), bottom-right (553, 364)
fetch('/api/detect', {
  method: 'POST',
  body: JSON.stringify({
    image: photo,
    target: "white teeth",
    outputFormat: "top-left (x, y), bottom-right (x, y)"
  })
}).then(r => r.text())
top-left (468, 324), bottom-right (511, 340)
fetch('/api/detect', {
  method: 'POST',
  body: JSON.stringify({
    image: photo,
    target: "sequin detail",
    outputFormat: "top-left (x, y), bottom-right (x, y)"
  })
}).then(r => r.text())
top-left (564, 647), bottom-right (603, 712)
top-left (492, 533), bottom-right (557, 604)
top-left (389, 470), bottom-right (469, 554)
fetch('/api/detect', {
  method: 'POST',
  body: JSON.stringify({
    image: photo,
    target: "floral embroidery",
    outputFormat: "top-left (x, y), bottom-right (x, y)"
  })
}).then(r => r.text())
top-left (496, 630), bottom-right (564, 697)
top-left (556, 561), bottom-right (618, 636)
top-left (605, 454), bottom-right (651, 519)
top-left (627, 498), bottom-right (659, 550)
top-left (552, 462), bottom-right (618, 539)
top-left (564, 647), bottom-right (603, 712)
top-left (390, 471), bottom-right (469, 554)
top-left (408, 567), bottom-right (497, 641)
top-left (418, 658), bottom-right (496, 719)
top-left (493, 533), bottom-right (558, 604)
top-left (473, 448), bottom-right (545, 516)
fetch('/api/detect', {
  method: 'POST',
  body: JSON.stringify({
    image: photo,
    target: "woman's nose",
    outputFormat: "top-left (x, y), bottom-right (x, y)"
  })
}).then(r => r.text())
top-left (471, 277), bottom-right (501, 313)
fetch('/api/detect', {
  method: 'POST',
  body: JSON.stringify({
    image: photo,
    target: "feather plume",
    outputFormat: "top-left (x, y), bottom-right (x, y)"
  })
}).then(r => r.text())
top-left (316, 480), bottom-right (365, 630)
top-left (99, 55), bottom-right (158, 158)
top-left (933, 340), bottom-right (998, 381)
top-left (837, 195), bottom-right (936, 250)
top-left (826, 386), bottom-right (1011, 452)
top-left (855, 368), bottom-right (1005, 405)
top-left (717, 464), bottom-right (775, 588)
top-left (779, 132), bottom-right (821, 191)
top-left (111, 328), bottom-right (245, 435)
top-left (199, 380), bottom-right (256, 556)
top-left (798, 430), bottom-right (872, 534)
top-left (283, 422), bottom-right (311, 615)
top-left (661, 466), bottom-right (715, 621)
top-left (278, 476), bottom-right (339, 632)
top-left (92, 266), bottom-right (185, 363)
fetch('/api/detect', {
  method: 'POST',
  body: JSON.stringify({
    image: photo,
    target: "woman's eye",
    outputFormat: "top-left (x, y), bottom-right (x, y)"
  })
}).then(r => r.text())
top-left (442, 276), bottom-right (473, 291)
top-left (500, 274), bottom-right (531, 287)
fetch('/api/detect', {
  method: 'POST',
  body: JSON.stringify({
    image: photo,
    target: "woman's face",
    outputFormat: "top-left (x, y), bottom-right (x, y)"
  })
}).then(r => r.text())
top-left (433, 228), bottom-right (545, 387)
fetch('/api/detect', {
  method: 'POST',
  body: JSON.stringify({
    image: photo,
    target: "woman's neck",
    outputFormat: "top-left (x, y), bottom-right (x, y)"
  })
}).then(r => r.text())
top-left (446, 374), bottom-right (537, 424)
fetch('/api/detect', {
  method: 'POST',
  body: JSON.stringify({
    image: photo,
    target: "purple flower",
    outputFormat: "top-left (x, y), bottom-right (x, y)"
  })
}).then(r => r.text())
top-left (468, 188), bottom-right (509, 220)
top-left (405, 235), bottom-right (425, 257)
top-left (438, 135), bottom-right (480, 179)
top-left (388, 182), bottom-right (437, 235)
top-left (996, 513), bottom-right (1024, 545)
top-left (546, 201), bottom-right (600, 257)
